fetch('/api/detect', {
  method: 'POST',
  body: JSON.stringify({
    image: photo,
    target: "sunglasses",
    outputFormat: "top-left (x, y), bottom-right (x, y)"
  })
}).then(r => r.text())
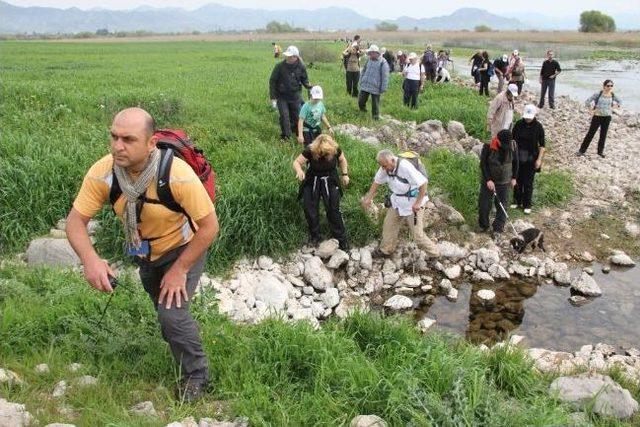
top-left (605, 84), bottom-right (614, 87)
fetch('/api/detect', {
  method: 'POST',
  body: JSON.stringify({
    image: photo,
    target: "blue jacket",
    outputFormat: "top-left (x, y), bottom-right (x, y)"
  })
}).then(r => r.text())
top-left (359, 58), bottom-right (389, 95)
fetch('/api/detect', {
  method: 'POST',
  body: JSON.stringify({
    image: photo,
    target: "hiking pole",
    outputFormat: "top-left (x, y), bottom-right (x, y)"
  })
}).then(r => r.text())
top-left (96, 276), bottom-right (118, 328)
top-left (493, 191), bottom-right (519, 236)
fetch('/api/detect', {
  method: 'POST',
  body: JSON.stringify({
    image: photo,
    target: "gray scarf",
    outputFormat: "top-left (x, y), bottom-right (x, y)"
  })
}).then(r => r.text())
top-left (113, 149), bottom-right (161, 250)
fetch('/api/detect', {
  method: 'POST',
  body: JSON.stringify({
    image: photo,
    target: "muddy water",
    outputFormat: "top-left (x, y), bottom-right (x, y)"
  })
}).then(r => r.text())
top-left (451, 57), bottom-right (640, 112)
top-left (423, 264), bottom-right (640, 352)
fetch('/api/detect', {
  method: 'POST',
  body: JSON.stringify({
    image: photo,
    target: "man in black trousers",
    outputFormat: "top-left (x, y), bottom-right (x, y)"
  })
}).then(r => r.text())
top-left (270, 45), bottom-right (313, 141)
top-left (538, 50), bottom-right (561, 109)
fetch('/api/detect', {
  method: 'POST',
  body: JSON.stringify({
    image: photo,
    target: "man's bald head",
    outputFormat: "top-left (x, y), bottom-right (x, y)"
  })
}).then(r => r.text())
top-left (113, 107), bottom-right (155, 138)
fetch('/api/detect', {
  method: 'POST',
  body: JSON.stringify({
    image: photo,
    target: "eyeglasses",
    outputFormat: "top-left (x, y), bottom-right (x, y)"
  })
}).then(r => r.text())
top-left (605, 84), bottom-right (614, 87)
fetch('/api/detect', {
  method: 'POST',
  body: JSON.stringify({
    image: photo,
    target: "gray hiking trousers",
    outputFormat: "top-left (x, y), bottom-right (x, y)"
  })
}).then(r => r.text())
top-left (135, 245), bottom-right (208, 384)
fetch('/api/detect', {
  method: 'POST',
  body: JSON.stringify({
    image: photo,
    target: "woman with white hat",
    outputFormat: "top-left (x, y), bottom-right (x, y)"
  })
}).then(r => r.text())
top-left (402, 52), bottom-right (425, 109)
top-left (512, 104), bottom-right (546, 214)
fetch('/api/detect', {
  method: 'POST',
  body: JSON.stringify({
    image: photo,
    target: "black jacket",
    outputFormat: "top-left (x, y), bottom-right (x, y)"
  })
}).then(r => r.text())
top-left (269, 60), bottom-right (310, 99)
top-left (512, 119), bottom-right (545, 162)
top-left (480, 142), bottom-right (519, 185)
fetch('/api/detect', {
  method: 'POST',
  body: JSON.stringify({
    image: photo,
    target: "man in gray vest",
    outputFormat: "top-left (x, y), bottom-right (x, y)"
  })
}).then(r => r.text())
top-left (358, 45), bottom-right (389, 120)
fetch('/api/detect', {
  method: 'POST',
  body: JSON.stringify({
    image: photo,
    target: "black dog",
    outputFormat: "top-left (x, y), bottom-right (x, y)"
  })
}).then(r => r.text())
top-left (510, 228), bottom-right (545, 253)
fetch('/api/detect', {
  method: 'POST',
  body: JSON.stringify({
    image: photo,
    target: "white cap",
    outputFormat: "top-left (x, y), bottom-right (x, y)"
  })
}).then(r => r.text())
top-left (502, 54), bottom-right (508, 61)
top-left (513, 49), bottom-right (519, 56)
top-left (310, 85), bottom-right (323, 100)
top-left (367, 44), bottom-right (380, 53)
top-left (397, 50), bottom-right (403, 55)
top-left (507, 83), bottom-right (519, 97)
top-left (522, 104), bottom-right (537, 119)
top-left (283, 46), bottom-right (299, 57)
top-left (381, 47), bottom-right (387, 54)
top-left (408, 52), bottom-right (418, 60)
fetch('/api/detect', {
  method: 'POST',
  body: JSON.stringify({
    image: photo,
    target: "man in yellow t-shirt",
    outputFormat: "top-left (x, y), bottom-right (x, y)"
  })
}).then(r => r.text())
top-left (65, 107), bottom-right (219, 402)
top-left (272, 42), bottom-right (282, 59)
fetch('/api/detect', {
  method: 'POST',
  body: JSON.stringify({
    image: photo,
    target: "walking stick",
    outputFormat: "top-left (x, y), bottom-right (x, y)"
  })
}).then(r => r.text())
top-left (96, 276), bottom-right (118, 328)
top-left (493, 191), bottom-right (519, 237)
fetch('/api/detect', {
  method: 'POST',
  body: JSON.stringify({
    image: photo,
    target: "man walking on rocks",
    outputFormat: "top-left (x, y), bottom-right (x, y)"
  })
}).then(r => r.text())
top-left (360, 149), bottom-right (440, 257)
top-left (538, 50), bottom-right (561, 109)
top-left (358, 45), bottom-right (389, 120)
top-left (270, 46), bottom-right (313, 140)
top-left (65, 108), bottom-right (219, 402)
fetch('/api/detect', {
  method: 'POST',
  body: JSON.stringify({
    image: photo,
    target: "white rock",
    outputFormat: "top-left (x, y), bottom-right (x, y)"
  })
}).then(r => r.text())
top-left (68, 363), bottom-right (82, 372)
top-left (476, 289), bottom-right (495, 302)
top-left (509, 335), bottom-right (525, 346)
top-left (53, 380), bottom-right (67, 398)
top-left (257, 256), bottom-right (274, 270)
top-left (316, 239), bottom-right (339, 258)
top-left (549, 374), bottom-right (639, 419)
top-left (510, 262), bottom-right (531, 277)
top-left (417, 317), bottom-right (436, 333)
top-left (383, 272), bottom-right (401, 285)
top-left (594, 343), bottom-right (616, 357)
top-left (570, 272), bottom-right (602, 297)
top-left (446, 287), bottom-right (458, 302)
top-left (350, 414), bottom-right (388, 427)
top-left (76, 375), bottom-right (98, 387)
top-left (625, 222), bottom-right (640, 238)
top-left (252, 273), bottom-right (291, 311)
top-left (359, 249), bottom-right (373, 270)
top-left (26, 237), bottom-right (81, 267)
top-left (475, 248), bottom-right (500, 271)
top-left (0, 368), bottom-right (23, 387)
top-left (438, 278), bottom-right (453, 293)
top-left (321, 288), bottom-right (340, 309)
top-left (447, 120), bottom-right (467, 140)
top-left (436, 241), bottom-right (467, 260)
top-left (0, 398), bottom-right (33, 427)
top-left (327, 250), bottom-right (349, 269)
top-left (444, 265), bottom-right (461, 280)
top-left (130, 401), bottom-right (157, 417)
top-left (401, 276), bottom-right (421, 288)
top-left (383, 295), bottom-right (413, 311)
top-left (45, 424), bottom-right (76, 427)
top-left (487, 264), bottom-right (510, 279)
top-left (472, 270), bottom-right (494, 282)
top-left (35, 363), bottom-right (50, 374)
top-left (303, 257), bottom-right (333, 291)
top-left (609, 251), bottom-right (636, 267)
top-left (513, 219), bottom-right (535, 234)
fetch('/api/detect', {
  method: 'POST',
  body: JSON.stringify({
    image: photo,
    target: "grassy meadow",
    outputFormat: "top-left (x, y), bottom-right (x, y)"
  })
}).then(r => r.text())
top-left (0, 40), bottom-right (571, 272)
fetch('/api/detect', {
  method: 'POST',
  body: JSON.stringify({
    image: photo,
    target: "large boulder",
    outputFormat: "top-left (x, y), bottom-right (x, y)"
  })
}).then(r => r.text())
top-left (26, 237), bottom-right (80, 267)
top-left (383, 295), bottom-right (413, 311)
top-left (417, 119), bottom-right (443, 134)
top-left (303, 257), bottom-right (333, 291)
top-left (447, 121), bottom-right (467, 140)
top-left (570, 272), bottom-right (602, 297)
top-left (0, 398), bottom-right (33, 427)
top-left (549, 374), bottom-right (639, 419)
top-left (436, 241), bottom-right (467, 260)
top-left (252, 273), bottom-right (291, 311)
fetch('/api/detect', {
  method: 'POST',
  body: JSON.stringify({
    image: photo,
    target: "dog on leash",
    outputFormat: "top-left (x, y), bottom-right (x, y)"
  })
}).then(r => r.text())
top-left (510, 228), bottom-right (545, 253)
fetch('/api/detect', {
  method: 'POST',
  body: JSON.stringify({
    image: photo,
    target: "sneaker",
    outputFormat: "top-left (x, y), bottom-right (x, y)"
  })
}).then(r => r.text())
top-left (576, 151), bottom-right (585, 157)
top-left (523, 208), bottom-right (532, 215)
top-left (176, 379), bottom-right (208, 404)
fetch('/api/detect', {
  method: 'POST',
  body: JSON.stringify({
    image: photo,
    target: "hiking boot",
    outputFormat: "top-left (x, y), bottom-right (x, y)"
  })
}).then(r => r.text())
top-left (598, 153), bottom-right (606, 158)
top-left (339, 240), bottom-right (350, 252)
top-left (176, 379), bottom-right (208, 404)
top-left (576, 151), bottom-right (585, 157)
top-left (371, 248), bottom-right (391, 258)
top-left (307, 237), bottom-right (320, 248)
top-left (523, 208), bottom-right (532, 215)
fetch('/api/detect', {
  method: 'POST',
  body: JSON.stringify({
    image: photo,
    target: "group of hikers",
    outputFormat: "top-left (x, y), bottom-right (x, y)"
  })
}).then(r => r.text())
top-left (63, 39), bottom-right (623, 404)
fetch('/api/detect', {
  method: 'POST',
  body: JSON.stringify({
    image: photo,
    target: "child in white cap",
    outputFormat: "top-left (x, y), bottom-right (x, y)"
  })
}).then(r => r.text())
top-left (297, 86), bottom-right (334, 146)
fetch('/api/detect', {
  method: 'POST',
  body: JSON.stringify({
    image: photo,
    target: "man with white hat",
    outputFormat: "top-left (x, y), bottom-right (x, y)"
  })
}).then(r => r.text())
top-left (511, 104), bottom-right (545, 214)
top-left (487, 83), bottom-right (518, 138)
top-left (358, 44), bottom-right (389, 120)
top-left (342, 36), bottom-right (362, 97)
top-left (493, 54), bottom-right (509, 93)
top-left (269, 45), bottom-right (313, 141)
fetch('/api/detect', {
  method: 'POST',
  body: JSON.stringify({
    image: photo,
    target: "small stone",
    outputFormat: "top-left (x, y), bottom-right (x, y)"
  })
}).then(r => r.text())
top-left (509, 335), bottom-right (525, 346)
top-left (350, 414), bottom-right (388, 427)
top-left (53, 380), bottom-right (67, 398)
top-left (327, 250), bottom-right (349, 269)
top-left (130, 401), bottom-right (157, 417)
top-left (316, 239), bottom-right (339, 259)
top-left (68, 363), bottom-right (82, 372)
top-left (382, 272), bottom-right (401, 285)
top-left (600, 233), bottom-right (610, 240)
top-left (580, 251), bottom-right (595, 262)
top-left (472, 270), bottom-right (494, 282)
top-left (444, 265), bottom-right (461, 280)
top-left (476, 289), bottom-right (495, 302)
top-left (383, 295), bottom-right (413, 311)
top-left (303, 256), bottom-right (333, 291)
top-left (602, 265), bottom-right (611, 274)
top-left (76, 375), bottom-right (98, 387)
top-left (488, 263), bottom-right (510, 279)
top-left (359, 248), bottom-right (373, 270)
top-left (0, 368), bottom-right (24, 387)
top-left (417, 317), bottom-right (436, 333)
top-left (401, 276), bottom-right (421, 288)
top-left (609, 251), bottom-right (635, 267)
top-left (582, 267), bottom-right (594, 275)
top-left (569, 295), bottom-right (590, 307)
top-left (320, 288), bottom-right (340, 309)
top-left (624, 222), bottom-right (640, 238)
top-left (570, 272), bottom-right (602, 297)
top-left (45, 424), bottom-right (76, 427)
top-left (257, 256), bottom-right (274, 270)
top-left (35, 363), bottom-right (50, 374)
top-left (438, 278), bottom-right (453, 293)
top-left (446, 287), bottom-right (458, 302)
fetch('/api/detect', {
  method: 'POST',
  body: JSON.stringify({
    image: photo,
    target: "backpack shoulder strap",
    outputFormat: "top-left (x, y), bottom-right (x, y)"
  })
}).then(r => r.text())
top-left (390, 157), bottom-right (410, 184)
top-left (155, 148), bottom-right (182, 214)
top-left (109, 169), bottom-right (122, 206)
top-left (594, 90), bottom-right (603, 106)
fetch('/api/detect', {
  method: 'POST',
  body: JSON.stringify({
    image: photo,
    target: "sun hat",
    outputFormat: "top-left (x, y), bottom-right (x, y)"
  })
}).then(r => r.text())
top-left (310, 86), bottom-right (323, 100)
top-left (507, 83), bottom-right (519, 97)
top-left (522, 104), bottom-right (537, 119)
top-left (283, 46), bottom-right (299, 57)
top-left (367, 44), bottom-right (380, 53)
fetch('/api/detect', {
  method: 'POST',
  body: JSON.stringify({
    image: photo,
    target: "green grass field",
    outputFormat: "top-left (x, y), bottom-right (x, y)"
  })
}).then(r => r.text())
top-left (0, 40), bottom-right (633, 426)
top-left (0, 40), bottom-right (571, 272)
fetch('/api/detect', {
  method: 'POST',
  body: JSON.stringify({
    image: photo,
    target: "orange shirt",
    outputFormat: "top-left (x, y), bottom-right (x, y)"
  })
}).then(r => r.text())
top-left (73, 153), bottom-right (215, 261)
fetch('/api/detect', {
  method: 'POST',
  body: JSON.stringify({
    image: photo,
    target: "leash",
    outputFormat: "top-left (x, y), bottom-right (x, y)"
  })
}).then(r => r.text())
top-left (493, 191), bottom-right (519, 237)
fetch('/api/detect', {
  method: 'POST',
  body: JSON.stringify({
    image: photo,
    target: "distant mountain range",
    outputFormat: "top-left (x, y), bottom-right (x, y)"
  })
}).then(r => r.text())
top-left (0, 2), bottom-right (525, 34)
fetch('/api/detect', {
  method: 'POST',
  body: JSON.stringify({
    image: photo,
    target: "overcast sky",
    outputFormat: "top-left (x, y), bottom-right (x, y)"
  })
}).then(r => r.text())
top-left (5, 0), bottom-right (636, 19)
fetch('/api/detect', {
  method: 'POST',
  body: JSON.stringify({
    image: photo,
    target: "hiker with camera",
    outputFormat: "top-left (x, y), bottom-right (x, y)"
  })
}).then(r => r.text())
top-left (65, 107), bottom-right (219, 403)
top-left (360, 149), bottom-right (440, 258)
top-left (478, 129), bottom-right (519, 239)
top-left (293, 134), bottom-right (349, 250)
top-left (342, 36), bottom-right (361, 97)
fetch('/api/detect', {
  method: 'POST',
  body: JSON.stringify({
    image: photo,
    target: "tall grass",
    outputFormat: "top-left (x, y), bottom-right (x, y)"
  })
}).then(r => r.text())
top-left (0, 264), bottom-right (589, 426)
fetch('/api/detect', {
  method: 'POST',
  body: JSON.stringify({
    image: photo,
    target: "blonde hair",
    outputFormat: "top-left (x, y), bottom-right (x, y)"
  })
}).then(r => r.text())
top-left (309, 134), bottom-right (338, 160)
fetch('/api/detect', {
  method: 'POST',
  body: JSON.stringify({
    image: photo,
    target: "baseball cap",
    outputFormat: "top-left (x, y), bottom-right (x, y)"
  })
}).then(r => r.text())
top-left (508, 83), bottom-right (519, 97)
top-left (283, 46), bottom-right (299, 57)
top-left (397, 50), bottom-right (403, 55)
top-left (408, 52), bottom-right (418, 60)
top-left (502, 54), bottom-right (508, 61)
top-left (310, 86), bottom-right (323, 100)
top-left (513, 49), bottom-right (519, 56)
top-left (367, 44), bottom-right (380, 53)
top-left (522, 104), bottom-right (537, 119)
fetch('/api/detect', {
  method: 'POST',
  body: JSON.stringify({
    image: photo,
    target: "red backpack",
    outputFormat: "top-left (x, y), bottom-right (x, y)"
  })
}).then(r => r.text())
top-left (109, 129), bottom-right (216, 229)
